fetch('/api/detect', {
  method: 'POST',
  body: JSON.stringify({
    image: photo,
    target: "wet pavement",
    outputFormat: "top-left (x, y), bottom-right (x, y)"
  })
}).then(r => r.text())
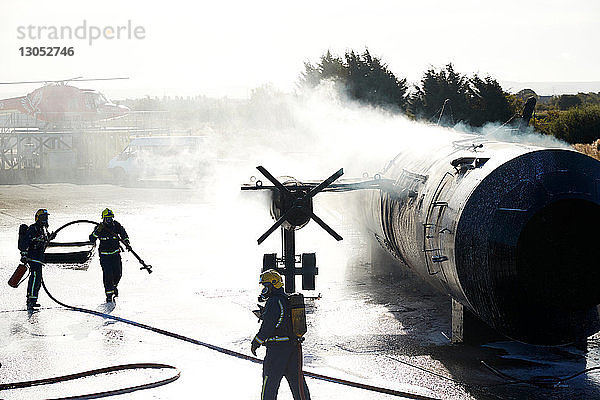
top-left (2, 182), bottom-right (600, 399)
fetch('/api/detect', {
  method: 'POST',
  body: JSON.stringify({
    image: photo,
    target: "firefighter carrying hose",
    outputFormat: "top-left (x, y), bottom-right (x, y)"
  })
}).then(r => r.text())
top-left (20, 209), bottom-right (53, 310)
top-left (251, 269), bottom-right (311, 400)
top-left (89, 208), bottom-right (130, 302)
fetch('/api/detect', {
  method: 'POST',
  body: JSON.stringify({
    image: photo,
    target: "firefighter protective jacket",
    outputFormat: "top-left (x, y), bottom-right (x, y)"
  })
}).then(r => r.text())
top-left (22, 223), bottom-right (50, 263)
top-left (254, 287), bottom-right (293, 346)
top-left (89, 221), bottom-right (129, 256)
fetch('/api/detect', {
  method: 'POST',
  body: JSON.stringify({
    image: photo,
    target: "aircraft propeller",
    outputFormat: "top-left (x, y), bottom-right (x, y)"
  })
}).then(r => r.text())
top-left (256, 166), bottom-right (344, 245)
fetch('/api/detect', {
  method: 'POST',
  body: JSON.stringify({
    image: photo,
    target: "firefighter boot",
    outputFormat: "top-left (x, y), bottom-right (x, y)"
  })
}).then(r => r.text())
top-left (27, 299), bottom-right (40, 309)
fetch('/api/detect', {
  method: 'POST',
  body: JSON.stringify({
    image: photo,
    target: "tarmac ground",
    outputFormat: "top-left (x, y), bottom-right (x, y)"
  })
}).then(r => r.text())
top-left (1, 182), bottom-right (600, 399)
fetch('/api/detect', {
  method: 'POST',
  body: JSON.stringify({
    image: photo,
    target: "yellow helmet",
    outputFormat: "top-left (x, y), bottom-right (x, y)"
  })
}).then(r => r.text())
top-left (102, 208), bottom-right (114, 219)
top-left (35, 209), bottom-right (49, 222)
top-left (259, 269), bottom-right (284, 289)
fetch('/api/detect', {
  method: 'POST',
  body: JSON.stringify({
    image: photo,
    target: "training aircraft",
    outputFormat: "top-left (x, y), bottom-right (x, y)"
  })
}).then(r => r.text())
top-left (242, 99), bottom-right (600, 346)
top-left (0, 77), bottom-right (129, 123)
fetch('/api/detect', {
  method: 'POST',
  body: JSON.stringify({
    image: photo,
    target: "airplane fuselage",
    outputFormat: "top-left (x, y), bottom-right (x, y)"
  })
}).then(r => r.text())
top-left (361, 137), bottom-right (600, 345)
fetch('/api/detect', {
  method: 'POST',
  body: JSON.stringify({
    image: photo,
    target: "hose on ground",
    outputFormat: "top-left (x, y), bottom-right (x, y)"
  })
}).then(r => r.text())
top-left (0, 363), bottom-right (180, 399)
top-left (481, 360), bottom-right (600, 388)
top-left (40, 278), bottom-right (440, 400)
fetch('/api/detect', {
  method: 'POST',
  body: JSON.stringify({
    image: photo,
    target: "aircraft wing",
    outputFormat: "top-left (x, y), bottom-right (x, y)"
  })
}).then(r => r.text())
top-left (241, 176), bottom-right (395, 192)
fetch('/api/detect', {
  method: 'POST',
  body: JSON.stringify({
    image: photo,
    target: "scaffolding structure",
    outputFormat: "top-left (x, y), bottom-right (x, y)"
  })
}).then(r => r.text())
top-left (0, 111), bottom-right (172, 183)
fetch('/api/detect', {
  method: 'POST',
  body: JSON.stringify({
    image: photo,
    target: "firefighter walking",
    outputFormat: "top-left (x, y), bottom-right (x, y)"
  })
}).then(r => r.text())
top-left (251, 269), bottom-right (311, 400)
top-left (20, 209), bottom-right (53, 310)
top-left (89, 208), bottom-right (130, 302)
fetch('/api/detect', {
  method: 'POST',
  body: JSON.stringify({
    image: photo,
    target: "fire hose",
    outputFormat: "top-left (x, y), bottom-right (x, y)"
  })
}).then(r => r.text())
top-left (4, 285), bottom-right (599, 399)
top-left (5, 220), bottom-right (440, 399)
top-left (2, 221), bottom-right (167, 398)
top-left (0, 363), bottom-right (180, 399)
top-left (5, 223), bottom-right (600, 398)
top-left (17, 279), bottom-right (438, 400)
top-left (5, 282), bottom-right (597, 399)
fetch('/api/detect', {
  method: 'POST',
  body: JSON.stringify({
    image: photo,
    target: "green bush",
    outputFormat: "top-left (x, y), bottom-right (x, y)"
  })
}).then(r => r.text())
top-left (557, 94), bottom-right (582, 110)
top-left (548, 105), bottom-right (600, 144)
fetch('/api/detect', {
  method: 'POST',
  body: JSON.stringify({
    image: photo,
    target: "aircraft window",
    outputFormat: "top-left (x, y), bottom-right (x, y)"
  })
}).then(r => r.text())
top-left (84, 93), bottom-right (104, 107)
top-left (84, 94), bottom-right (95, 109)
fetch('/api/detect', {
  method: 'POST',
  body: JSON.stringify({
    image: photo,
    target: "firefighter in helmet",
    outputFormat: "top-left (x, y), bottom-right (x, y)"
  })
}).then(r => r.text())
top-left (89, 208), bottom-right (130, 302)
top-left (251, 269), bottom-right (311, 400)
top-left (20, 209), bottom-right (53, 310)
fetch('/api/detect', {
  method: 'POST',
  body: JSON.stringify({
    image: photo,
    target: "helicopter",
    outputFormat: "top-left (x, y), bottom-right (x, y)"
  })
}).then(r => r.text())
top-left (0, 77), bottom-right (130, 124)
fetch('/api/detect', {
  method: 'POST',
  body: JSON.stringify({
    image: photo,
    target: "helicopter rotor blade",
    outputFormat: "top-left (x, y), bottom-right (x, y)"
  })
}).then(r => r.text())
top-left (0, 77), bottom-right (129, 85)
top-left (0, 80), bottom-right (55, 85)
top-left (69, 77), bottom-right (130, 82)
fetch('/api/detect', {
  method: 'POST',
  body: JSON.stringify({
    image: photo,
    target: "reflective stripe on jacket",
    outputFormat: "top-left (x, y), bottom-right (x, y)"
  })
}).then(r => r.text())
top-left (254, 288), bottom-right (292, 345)
top-left (89, 221), bottom-right (128, 256)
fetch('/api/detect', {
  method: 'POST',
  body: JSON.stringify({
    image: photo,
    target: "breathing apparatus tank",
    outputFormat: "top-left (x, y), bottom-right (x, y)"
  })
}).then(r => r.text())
top-left (18, 224), bottom-right (28, 252)
top-left (289, 293), bottom-right (307, 339)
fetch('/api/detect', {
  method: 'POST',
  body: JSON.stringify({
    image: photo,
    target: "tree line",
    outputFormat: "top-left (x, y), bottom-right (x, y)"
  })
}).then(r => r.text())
top-left (300, 49), bottom-right (600, 145)
top-left (124, 49), bottom-right (599, 148)
top-left (530, 94), bottom-right (600, 145)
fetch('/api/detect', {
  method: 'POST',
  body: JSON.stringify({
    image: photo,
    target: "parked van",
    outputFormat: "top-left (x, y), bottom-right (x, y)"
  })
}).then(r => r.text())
top-left (108, 136), bottom-right (208, 184)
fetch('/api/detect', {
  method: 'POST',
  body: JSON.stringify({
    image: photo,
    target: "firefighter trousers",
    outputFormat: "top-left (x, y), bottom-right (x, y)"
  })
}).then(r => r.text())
top-left (26, 261), bottom-right (43, 302)
top-left (99, 253), bottom-right (122, 297)
top-left (261, 342), bottom-right (310, 400)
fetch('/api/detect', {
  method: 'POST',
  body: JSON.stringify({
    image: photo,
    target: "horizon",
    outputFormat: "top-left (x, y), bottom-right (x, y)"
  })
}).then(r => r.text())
top-left (1, 80), bottom-right (598, 103)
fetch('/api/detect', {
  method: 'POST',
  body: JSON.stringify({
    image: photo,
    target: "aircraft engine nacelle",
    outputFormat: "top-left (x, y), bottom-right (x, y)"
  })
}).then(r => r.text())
top-left (363, 140), bottom-right (600, 345)
top-left (269, 179), bottom-right (313, 231)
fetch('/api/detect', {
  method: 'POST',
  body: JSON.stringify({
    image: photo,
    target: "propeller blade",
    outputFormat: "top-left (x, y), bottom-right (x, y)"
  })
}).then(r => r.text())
top-left (307, 168), bottom-right (344, 198)
top-left (257, 212), bottom-right (290, 245)
top-left (256, 166), bottom-right (290, 195)
top-left (255, 167), bottom-right (344, 243)
top-left (307, 210), bottom-right (343, 241)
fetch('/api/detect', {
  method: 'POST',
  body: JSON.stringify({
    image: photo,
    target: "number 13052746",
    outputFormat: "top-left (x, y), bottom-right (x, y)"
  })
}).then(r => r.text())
top-left (19, 47), bottom-right (75, 56)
